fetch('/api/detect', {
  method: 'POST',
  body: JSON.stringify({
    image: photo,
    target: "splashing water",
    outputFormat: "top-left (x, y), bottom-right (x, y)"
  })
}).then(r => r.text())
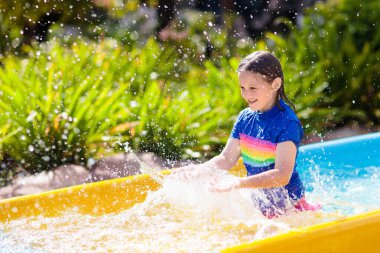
top-left (2, 136), bottom-right (380, 253)
top-left (0, 167), bottom-right (339, 253)
top-left (303, 165), bottom-right (380, 216)
top-left (119, 140), bottom-right (165, 184)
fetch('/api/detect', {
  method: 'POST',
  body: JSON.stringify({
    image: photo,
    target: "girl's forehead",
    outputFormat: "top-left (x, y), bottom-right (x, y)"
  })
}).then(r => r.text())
top-left (238, 71), bottom-right (268, 83)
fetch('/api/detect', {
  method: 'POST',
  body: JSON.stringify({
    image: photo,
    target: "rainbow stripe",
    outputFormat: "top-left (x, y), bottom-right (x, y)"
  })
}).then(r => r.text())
top-left (240, 133), bottom-right (276, 167)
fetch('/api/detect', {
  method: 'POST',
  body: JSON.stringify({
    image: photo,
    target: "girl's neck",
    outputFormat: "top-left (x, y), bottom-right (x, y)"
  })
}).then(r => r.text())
top-left (258, 98), bottom-right (278, 113)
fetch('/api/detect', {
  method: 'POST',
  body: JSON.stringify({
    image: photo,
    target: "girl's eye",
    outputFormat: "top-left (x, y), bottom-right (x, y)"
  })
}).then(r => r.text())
top-left (249, 87), bottom-right (255, 90)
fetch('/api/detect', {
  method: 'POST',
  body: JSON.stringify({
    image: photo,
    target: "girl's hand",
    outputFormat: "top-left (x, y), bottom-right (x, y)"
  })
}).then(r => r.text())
top-left (208, 177), bottom-right (243, 192)
top-left (170, 165), bottom-right (202, 181)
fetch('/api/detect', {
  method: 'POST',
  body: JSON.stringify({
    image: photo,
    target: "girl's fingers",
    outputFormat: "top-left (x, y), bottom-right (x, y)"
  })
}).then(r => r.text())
top-left (209, 185), bottom-right (228, 193)
top-left (208, 179), bottom-right (227, 192)
top-left (170, 167), bottom-right (197, 181)
top-left (208, 177), bottom-right (242, 192)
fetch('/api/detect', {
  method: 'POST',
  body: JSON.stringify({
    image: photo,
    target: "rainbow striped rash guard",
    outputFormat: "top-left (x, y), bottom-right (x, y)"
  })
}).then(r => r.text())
top-left (230, 99), bottom-right (305, 200)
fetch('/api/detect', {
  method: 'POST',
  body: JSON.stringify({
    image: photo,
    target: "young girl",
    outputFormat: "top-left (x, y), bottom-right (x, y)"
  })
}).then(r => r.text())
top-left (172, 51), bottom-right (320, 218)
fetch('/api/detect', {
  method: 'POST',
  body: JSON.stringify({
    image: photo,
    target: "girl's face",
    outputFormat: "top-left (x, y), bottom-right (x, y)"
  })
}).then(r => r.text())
top-left (238, 71), bottom-right (280, 112)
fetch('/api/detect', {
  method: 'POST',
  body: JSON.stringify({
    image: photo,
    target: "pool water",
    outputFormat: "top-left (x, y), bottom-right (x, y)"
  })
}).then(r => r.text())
top-left (1, 163), bottom-right (379, 253)
top-left (301, 165), bottom-right (380, 215)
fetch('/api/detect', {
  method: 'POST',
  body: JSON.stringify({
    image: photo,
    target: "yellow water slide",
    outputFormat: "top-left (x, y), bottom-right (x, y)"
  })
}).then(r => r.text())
top-left (2, 133), bottom-right (380, 252)
top-left (1, 168), bottom-right (379, 252)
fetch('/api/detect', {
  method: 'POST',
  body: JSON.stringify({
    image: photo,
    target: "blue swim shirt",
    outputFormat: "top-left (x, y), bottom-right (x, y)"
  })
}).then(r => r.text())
top-left (230, 99), bottom-right (305, 200)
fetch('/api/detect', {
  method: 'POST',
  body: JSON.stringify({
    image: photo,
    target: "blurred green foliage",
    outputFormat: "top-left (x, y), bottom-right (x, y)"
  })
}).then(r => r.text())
top-left (0, 40), bottom-right (129, 173)
top-left (0, 39), bottom-right (244, 178)
top-left (0, 0), bottom-right (104, 53)
top-left (268, 0), bottom-right (380, 131)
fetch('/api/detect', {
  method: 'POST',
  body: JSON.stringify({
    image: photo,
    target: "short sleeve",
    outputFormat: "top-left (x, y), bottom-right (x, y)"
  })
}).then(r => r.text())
top-left (277, 121), bottom-right (304, 147)
top-left (230, 109), bottom-right (246, 139)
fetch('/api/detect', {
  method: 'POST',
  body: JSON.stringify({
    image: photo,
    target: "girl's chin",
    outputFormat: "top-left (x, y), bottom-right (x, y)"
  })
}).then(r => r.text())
top-left (249, 104), bottom-right (265, 112)
top-left (249, 104), bottom-right (258, 111)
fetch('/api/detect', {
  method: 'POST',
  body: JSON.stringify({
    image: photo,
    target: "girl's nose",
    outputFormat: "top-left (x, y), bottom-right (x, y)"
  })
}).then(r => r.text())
top-left (242, 91), bottom-right (249, 98)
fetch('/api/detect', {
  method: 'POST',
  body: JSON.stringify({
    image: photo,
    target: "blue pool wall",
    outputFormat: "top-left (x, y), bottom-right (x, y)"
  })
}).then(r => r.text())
top-left (298, 132), bottom-right (380, 170)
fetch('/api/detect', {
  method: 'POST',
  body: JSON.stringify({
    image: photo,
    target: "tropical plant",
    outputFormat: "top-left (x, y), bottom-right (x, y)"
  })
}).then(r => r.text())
top-left (0, 39), bottom-right (135, 173)
top-left (0, 38), bottom-right (243, 177)
top-left (267, 0), bottom-right (380, 131)
top-left (118, 58), bottom-right (244, 161)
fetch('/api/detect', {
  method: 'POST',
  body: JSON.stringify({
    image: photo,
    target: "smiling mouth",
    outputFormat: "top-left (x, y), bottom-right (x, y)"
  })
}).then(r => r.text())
top-left (248, 99), bottom-right (257, 104)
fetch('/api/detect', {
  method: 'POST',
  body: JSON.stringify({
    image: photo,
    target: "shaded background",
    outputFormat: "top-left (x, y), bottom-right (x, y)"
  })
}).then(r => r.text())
top-left (0, 0), bottom-right (379, 190)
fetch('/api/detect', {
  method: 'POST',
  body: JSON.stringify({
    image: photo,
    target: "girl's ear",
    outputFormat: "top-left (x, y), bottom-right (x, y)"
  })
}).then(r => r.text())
top-left (271, 77), bottom-right (282, 91)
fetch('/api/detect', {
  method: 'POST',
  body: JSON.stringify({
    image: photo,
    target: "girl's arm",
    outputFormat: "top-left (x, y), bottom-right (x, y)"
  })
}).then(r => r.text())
top-left (202, 138), bottom-right (241, 170)
top-left (211, 141), bottom-right (296, 191)
top-left (172, 138), bottom-right (241, 176)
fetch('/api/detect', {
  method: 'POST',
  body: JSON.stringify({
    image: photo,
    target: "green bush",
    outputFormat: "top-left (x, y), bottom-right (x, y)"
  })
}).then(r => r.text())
top-left (0, 38), bottom-right (244, 179)
top-left (267, 0), bottom-right (380, 131)
top-left (0, 40), bottom-right (132, 173)
top-left (123, 58), bottom-right (244, 161)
